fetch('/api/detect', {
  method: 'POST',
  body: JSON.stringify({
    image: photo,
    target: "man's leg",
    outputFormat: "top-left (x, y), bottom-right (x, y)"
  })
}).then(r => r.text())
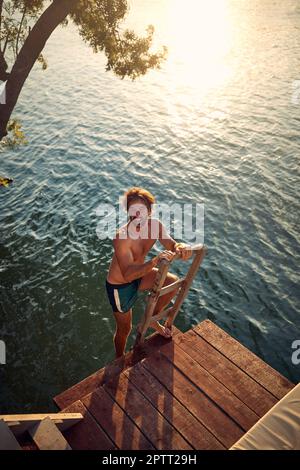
top-left (154, 272), bottom-right (179, 334)
top-left (153, 272), bottom-right (179, 316)
top-left (113, 309), bottom-right (132, 358)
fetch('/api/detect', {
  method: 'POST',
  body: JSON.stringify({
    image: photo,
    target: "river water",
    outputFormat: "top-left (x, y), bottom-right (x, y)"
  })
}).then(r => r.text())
top-left (0, 0), bottom-right (299, 412)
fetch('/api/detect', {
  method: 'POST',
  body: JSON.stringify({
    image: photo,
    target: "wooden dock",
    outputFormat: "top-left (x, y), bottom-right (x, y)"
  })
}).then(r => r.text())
top-left (53, 320), bottom-right (294, 450)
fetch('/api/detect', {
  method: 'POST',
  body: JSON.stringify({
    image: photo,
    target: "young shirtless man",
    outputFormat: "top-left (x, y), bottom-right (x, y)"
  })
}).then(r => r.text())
top-left (106, 187), bottom-right (192, 358)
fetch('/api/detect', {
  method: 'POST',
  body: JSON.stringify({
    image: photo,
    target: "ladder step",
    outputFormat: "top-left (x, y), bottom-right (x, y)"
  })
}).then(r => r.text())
top-left (158, 279), bottom-right (185, 297)
top-left (150, 306), bottom-right (174, 323)
top-left (29, 417), bottom-right (72, 450)
top-left (0, 420), bottom-right (22, 450)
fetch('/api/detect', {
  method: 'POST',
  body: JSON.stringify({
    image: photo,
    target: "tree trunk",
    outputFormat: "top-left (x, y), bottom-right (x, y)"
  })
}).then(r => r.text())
top-left (0, 0), bottom-right (78, 140)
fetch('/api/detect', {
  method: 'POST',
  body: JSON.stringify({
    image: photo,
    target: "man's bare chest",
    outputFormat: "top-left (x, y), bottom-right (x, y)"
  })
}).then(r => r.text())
top-left (130, 238), bottom-right (156, 261)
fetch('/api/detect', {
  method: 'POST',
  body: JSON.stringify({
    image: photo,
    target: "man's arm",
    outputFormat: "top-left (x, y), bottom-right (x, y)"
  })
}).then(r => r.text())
top-left (113, 238), bottom-right (175, 283)
top-left (158, 221), bottom-right (177, 251)
top-left (158, 221), bottom-right (192, 260)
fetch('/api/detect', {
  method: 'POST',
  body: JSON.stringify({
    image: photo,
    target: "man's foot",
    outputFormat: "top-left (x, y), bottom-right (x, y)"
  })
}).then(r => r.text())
top-left (150, 321), bottom-right (172, 338)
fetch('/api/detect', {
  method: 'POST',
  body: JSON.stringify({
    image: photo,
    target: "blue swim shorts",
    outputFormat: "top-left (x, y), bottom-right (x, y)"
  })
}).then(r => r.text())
top-left (106, 278), bottom-right (142, 313)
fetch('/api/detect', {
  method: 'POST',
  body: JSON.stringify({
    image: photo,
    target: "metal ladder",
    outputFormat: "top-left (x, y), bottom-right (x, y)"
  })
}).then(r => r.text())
top-left (135, 244), bottom-right (207, 345)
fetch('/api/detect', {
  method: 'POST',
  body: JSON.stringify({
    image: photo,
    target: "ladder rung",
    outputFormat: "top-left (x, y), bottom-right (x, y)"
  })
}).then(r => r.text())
top-left (158, 279), bottom-right (185, 297)
top-left (150, 306), bottom-right (174, 323)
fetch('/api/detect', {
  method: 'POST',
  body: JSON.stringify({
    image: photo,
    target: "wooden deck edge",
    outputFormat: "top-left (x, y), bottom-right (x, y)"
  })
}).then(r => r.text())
top-left (61, 400), bottom-right (116, 450)
top-left (54, 327), bottom-right (182, 410)
top-left (193, 320), bottom-right (295, 399)
top-left (54, 319), bottom-right (295, 416)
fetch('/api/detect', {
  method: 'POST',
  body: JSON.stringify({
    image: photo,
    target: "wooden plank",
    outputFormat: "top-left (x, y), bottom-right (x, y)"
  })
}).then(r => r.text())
top-left (82, 387), bottom-right (155, 450)
top-left (194, 320), bottom-right (294, 399)
top-left (0, 420), bottom-right (21, 450)
top-left (124, 361), bottom-right (225, 450)
top-left (141, 351), bottom-right (243, 448)
top-left (54, 328), bottom-right (181, 410)
top-left (62, 400), bottom-right (116, 450)
top-left (159, 341), bottom-right (259, 431)
top-left (29, 417), bottom-right (71, 450)
top-left (103, 371), bottom-right (192, 450)
top-left (0, 413), bottom-right (83, 436)
top-left (174, 330), bottom-right (278, 416)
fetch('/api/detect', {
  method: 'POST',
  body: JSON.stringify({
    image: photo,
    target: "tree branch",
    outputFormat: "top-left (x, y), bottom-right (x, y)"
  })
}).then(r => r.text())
top-left (0, 0), bottom-right (8, 81)
top-left (0, 0), bottom-right (3, 41)
top-left (0, 0), bottom-right (78, 140)
top-left (2, 31), bottom-right (9, 55)
top-left (16, 4), bottom-right (27, 56)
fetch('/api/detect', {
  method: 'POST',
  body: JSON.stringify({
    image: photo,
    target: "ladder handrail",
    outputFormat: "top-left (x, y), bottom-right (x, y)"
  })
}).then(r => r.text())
top-left (135, 244), bottom-right (207, 345)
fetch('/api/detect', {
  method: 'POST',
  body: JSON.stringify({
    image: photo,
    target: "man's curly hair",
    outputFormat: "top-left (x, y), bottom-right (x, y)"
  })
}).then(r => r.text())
top-left (122, 187), bottom-right (155, 212)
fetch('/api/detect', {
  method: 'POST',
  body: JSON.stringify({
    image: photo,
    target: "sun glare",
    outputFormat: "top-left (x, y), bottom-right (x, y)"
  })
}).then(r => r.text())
top-left (166, 0), bottom-right (232, 89)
